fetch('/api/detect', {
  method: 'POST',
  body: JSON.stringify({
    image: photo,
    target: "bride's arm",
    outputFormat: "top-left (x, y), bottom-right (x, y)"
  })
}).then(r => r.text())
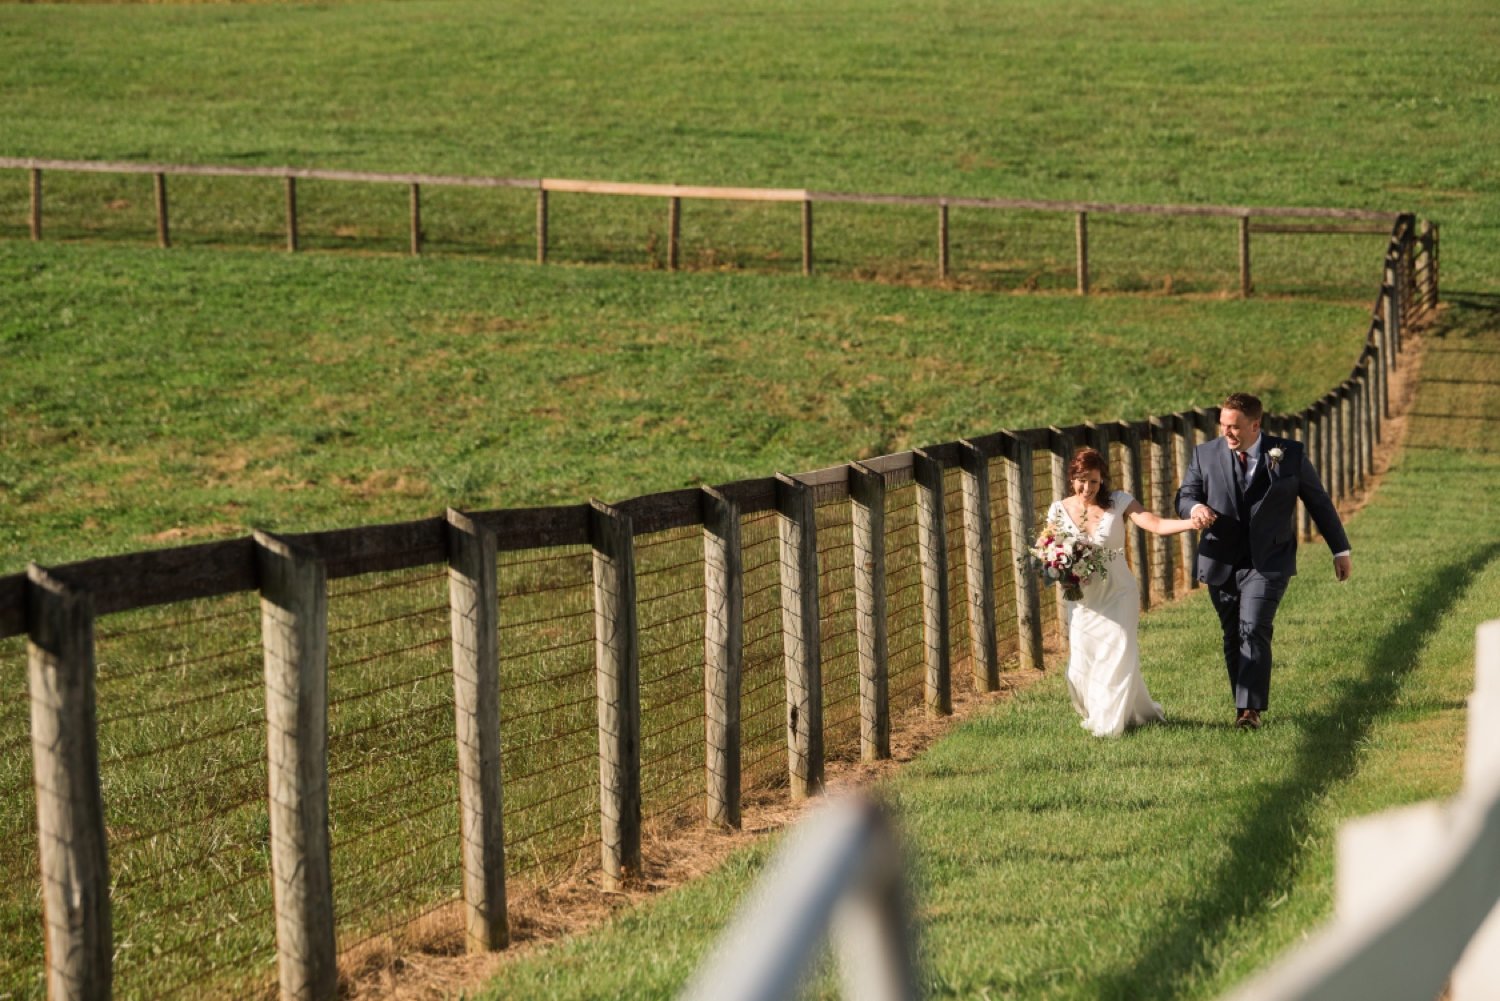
top-left (1122, 499), bottom-right (1197, 536)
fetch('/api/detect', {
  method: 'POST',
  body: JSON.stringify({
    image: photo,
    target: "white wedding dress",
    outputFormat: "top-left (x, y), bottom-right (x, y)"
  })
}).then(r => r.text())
top-left (1048, 490), bottom-right (1165, 738)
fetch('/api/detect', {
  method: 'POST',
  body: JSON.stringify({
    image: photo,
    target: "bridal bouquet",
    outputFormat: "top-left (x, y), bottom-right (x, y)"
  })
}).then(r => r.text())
top-left (1019, 517), bottom-right (1120, 601)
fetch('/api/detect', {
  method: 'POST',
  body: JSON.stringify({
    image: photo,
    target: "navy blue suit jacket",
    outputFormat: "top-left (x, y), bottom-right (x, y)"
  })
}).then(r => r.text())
top-left (1175, 434), bottom-right (1348, 586)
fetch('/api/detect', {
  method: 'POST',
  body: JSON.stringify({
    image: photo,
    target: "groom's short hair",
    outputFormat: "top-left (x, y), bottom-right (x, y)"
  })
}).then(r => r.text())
top-left (1222, 392), bottom-right (1263, 421)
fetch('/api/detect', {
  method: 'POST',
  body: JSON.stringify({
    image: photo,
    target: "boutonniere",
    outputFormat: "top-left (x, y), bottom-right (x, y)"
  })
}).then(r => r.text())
top-left (1267, 447), bottom-right (1285, 471)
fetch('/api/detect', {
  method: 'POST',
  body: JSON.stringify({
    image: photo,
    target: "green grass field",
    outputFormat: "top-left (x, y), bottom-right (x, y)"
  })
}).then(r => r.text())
top-left (2, 0), bottom-right (1494, 997)
top-left (0, 241), bottom-right (1367, 574)
top-left (465, 297), bottom-right (1500, 1001)
top-left (2, 0), bottom-right (1497, 294)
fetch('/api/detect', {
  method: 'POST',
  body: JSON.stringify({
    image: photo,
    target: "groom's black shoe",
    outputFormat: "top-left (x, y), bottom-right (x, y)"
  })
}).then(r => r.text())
top-left (1235, 709), bottom-right (1262, 730)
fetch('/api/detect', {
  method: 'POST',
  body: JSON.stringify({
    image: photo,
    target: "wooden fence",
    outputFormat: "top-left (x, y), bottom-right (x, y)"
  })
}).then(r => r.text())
top-left (0, 211), bottom-right (1437, 1001)
top-left (1, 156), bottom-right (1412, 294)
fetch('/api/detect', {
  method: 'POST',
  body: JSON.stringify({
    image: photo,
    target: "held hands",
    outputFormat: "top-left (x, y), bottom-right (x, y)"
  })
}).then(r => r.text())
top-left (1189, 505), bottom-right (1218, 530)
top-left (1334, 555), bottom-right (1352, 582)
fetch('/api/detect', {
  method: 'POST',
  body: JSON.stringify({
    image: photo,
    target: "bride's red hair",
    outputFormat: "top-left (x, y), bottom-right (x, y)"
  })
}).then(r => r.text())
top-left (1067, 448), bottom-right (1113, 509)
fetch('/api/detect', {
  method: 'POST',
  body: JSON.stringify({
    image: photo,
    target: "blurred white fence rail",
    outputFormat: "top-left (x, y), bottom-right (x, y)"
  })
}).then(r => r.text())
top-left (677, 798), bottom-right (918, 1001)
top-left (1224, 618), bottom-right (1500, 1001)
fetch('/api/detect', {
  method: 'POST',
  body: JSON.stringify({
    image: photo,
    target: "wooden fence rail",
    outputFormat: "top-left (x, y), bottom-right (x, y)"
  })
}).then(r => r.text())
top-left (4, 156), bottom-right (1404, 294)
top-left (0, 213), bottom-right (1433, 1001)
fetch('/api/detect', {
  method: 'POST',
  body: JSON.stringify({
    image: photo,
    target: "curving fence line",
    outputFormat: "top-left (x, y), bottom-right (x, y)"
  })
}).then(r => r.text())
top-left (0, 211), bottom-right (1435, 1001)
top-left (3, 156), bottom-right (1411, 292)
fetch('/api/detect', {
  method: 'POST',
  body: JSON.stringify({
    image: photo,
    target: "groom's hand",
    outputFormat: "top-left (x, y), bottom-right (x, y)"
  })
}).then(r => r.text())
top-left (1334, 555), bottom-right (1352, 581)
top-left (1190, 505), bottom-right (1217, 530)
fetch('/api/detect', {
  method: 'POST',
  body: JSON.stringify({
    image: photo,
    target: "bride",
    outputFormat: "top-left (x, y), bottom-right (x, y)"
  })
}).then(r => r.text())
top-left (1048, 447), bottom-right (1203, 738)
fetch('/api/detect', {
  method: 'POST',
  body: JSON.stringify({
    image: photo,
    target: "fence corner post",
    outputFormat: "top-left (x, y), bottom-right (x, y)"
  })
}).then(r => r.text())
top-left (27, 563), bottom-right (112, 1001)
top-left (776, 473), bottom-right (823, 798)
top-left (255, 530), bottom-right (337, 1001)
top-left (589, 500), bottom-right (642, 888)
top-left (959, 441), bottom-right (999, 693)
top-left (446, 509), bottom-right (509, 952)
top-left (701, 486), bottom-right (743, 827)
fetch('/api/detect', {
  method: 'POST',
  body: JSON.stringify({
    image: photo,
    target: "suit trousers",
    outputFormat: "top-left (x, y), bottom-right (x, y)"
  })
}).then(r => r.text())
top-left (1208, 567), bottom-right (1289, 711)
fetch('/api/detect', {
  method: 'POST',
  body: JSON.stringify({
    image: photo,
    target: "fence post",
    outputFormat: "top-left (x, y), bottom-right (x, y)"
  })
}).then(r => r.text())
top-left (701, 486), bottom-right (743, 827)
top-left (914, 449), bottom-right (952, 716)
top-left (1361, 368), bottom-right (1375, 482)
top-left (27, 565), bottom-right (111, 1001)
top-left (1429, 222), bottom-right (1440, 307)
top-left (1314, 396), bottom-right (1326, 498)
top-left (536, 189), bottom-right (548, 265)
top-left (848, 462), bottom-right (890, 760)
top-left (1384, 272), bottom-right (1401, 363)
top-left (776, 473), bottom-right (823, 799)
top-left (1350, 380), bottom-right (1365, 489)
top-left (1076, 211), bottom-right (1089, 295)
top-left (1148, 417), bottom-right (1175, 603)
top-left (589, 500), bottom-right (642, 889)
top-left (959, 441), bottom-right (999, 693)
top-left (1341, 390), bottom-right (1355, 492)
top-left (1332, 392), bottom-right (1348, 502)
top-left (801, 199), bottom-right (814, 277)
top-left (445, 510), bottom-right (508, 952)
top-left (1117, 421), bottom-right (1150, 613)
top-left (1048, 427), bottom-right (1074, 649)
top-left (1294, 412), bottom-right (1311, 541)
top-left (1173, 414), bottom-right (1198, 590)
top-left (999, 432), bottom-right (1043, 671)
top-left (286, 177), bottom-right (299, 253)
top-left (667, 196), bottom-right (682, 272)
top-left (255, 531), bottom-right (337, 1001)
top-left (30, 168), bottom-right (42, 241)
top-left (1238, 215), bottom-right (1251, 296)
top-left (409, 183), bottom-right (422, 256)
top-left (154, 172), bottom-right (170, 249)
top-left (938, 202), bottom-right (950, 281)
top-left (1368, 345), bottom-right (1384, 443)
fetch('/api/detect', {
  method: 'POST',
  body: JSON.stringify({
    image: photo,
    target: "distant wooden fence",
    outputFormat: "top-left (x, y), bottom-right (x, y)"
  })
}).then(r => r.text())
top-left (2, 156), bottom-right (1413, 294)
top-left (0, 211), bottom-right (1436, 1001)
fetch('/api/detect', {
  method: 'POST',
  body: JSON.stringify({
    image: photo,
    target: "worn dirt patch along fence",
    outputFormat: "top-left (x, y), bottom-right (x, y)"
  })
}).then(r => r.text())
top-left (0, 213), bottom-right (1435, 1001)
top-left (2, 157), bottom-right (1418, 295)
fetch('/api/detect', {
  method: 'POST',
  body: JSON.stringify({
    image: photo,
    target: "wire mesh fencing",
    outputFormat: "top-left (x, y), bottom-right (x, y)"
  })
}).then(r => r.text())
top-left (815, 497), bottom-right (860, 759)
top-left (0, 633), bottom-right (40, 1001)
top-left (634, 525), bottom-right (707, 837)
top-left (494, 543), bottom-right (598, 901)
top-left (93, 592), bottom-right (273, 1001)
top-left (324, 563), bottom-right (458, 970)
top-left (739, 510), bottom-right (788, 793)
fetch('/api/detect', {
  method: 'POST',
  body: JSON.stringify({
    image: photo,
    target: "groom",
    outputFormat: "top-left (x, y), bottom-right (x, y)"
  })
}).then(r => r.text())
top-left (1176, 392), bottom-right (1351, 729)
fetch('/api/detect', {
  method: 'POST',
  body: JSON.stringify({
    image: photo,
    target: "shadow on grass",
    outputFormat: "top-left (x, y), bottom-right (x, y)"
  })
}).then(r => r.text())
top-left (1089, 541), bottom-right (1500, 1000)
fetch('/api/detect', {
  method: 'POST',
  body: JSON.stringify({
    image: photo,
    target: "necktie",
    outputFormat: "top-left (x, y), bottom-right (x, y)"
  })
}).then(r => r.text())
top-left (1235, 450), bottom-right (1248, 493)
